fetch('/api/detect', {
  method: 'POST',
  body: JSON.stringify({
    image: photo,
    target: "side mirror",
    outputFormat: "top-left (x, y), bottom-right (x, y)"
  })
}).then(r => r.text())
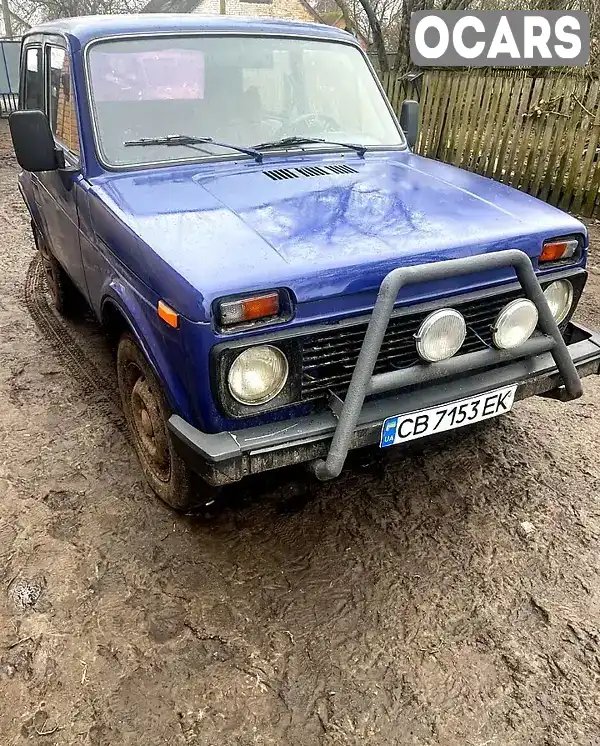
top-left (9, 110), bottom-right (58, 172)
top-left (400, 99), bottom-right (419, 150)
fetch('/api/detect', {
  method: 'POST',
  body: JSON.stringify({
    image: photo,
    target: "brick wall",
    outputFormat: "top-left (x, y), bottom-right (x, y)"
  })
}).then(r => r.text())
top-left (55, 87), bottom-right (79, 153)
top-left (54, 56), bottom-right (79, 154)
top-left (193, 0), bottom-right (316, 22)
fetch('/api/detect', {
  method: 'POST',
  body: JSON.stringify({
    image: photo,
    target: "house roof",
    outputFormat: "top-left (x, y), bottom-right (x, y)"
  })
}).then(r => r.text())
top-left (142, 0), bottom-right (202, 13)
top-left (142, 0), bottom-right (324, 23)
top-left (26, 14), bottom-right (351, 47)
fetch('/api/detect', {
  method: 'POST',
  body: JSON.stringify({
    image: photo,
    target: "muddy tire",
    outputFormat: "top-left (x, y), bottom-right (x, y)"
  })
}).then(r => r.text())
top-left (34, 223), bottom-right (82, 317)
top-left (117, 332), bottom-right (218, 511)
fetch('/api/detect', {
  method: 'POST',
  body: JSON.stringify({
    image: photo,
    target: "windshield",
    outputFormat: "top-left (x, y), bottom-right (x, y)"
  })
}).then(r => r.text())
top-left (87, 35), bottom-right (403, 167)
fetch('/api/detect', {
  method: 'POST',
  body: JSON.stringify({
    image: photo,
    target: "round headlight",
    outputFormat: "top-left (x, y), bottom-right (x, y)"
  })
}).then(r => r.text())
top-left (492, 299), bottom-right (538, 350)
top-left (228, 345), bottom-right (288, 405)
top-left (415, 308), bottom-right (467, 363)
top-left (543, 279), bottom-right (573, 324)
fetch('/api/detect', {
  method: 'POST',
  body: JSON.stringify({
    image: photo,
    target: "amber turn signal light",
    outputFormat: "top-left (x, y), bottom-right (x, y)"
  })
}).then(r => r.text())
top-left (157, 300), bottom-right (179, 328)
top-left (220, 292), bottom-right (280, 326)
top-left (540, 239), bottom-right (579, 262)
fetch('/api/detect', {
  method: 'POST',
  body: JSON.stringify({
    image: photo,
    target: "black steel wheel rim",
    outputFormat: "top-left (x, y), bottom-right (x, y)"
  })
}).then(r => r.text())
top-left (127, 363), bottom-right (171, 483)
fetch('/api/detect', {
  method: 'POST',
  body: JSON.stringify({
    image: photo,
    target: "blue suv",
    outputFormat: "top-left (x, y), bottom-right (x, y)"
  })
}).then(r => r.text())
top-left (9, 14), bottom-right (600, 510)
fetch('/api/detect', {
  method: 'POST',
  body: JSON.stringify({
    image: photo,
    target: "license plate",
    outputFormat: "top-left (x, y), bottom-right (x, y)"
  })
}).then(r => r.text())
top-left (380, 385), bottom-right (517, 448)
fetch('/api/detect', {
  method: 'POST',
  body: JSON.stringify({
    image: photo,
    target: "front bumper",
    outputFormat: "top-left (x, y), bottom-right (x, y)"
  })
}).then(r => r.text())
top-left (169, 321), bottom-right (600, 486)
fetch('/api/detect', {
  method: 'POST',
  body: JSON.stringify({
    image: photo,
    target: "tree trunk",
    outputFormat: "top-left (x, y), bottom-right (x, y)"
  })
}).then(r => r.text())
top-left (357, 0), bottom-right (389, 73)
top-left (2, 0), bottom-right (13, 37)
top-left (393, 3), bottom-right (411, 74)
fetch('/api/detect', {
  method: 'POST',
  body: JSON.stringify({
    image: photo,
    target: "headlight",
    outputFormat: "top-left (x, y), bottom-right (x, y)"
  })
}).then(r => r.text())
top-left (227, 345), bottom-right (288, 405)
top-left (543, 280), bottom-right (573, 324)
top-left (415, 309), bottom-right (467, 362)
top-left (492, 299), bottom-right (538, 349)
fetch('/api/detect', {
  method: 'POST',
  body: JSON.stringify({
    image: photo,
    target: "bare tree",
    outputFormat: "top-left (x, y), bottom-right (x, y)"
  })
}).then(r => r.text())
top-left (356, 0), bottom-right (390, 70)
top-left (6, 0), bottom-right (145, 29)
top-left (333, 0), bottom-right (600, 76)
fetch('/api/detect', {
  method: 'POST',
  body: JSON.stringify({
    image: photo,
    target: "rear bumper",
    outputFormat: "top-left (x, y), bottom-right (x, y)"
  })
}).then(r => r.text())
top-left (168, 321), bottom-right (600, 486)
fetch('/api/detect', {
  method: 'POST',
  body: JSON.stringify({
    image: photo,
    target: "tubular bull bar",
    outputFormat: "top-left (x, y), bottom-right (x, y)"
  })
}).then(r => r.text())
top-left (309, 249), bottom-right (583, 481)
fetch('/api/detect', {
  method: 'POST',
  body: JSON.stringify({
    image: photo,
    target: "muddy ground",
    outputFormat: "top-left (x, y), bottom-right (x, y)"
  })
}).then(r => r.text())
top-left (2, 120), bottom-right (600, 746)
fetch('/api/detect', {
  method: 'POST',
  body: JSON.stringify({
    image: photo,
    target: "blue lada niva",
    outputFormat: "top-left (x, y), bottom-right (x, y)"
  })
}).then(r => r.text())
top-left (10, 14), bottom-right (600, 509)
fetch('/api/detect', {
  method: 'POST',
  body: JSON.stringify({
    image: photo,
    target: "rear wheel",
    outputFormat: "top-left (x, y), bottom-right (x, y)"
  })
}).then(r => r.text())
top-left (117, 332), bottom-right (219, 511)
top-left (34, 223), bottom-right (82, 317)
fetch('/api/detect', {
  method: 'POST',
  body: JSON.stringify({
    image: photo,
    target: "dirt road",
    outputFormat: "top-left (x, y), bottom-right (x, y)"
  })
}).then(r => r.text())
top-left (2, 120), bottom-right (600, 745)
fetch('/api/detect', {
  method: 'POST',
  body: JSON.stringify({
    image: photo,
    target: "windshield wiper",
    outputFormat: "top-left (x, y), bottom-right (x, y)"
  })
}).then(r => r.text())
top-left (124, 134), bottom-right (263, 163)
top-left (253, 136), bottom-right (366, 158)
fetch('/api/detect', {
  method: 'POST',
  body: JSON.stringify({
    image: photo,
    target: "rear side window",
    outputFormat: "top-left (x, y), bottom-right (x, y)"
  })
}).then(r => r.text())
top-left (23, 46), bottom-right (43, 110)
top-left (47, 45), bottom-right (79, 155)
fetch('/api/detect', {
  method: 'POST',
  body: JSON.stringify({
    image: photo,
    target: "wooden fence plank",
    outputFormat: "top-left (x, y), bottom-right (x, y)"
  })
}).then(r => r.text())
top-left (414, 72), bottom-right (431, 152)
top-left (526, 75), bottom-right (565, 198)
top-left (547, 78), bottom-right (585, 205)
top-left (561, 80), bottom-right (596, 211)
top-left (542, 76), bottom-right (578, 204)
top-left (479, 74), bottom-right (509, 176)
top-left (492, 75), bottom-right (525, 181)
top-left (427, 70), bottom-right (449, 159)
top-left (418, 71), bottom-right (438, 156)
top-left (458, 73), bottom-right (486, 169)
top-left (434, 72), bottom-right (459, 160)
top-left (415, 75), bottom-right (428, 151)
top-left (484, 74), bottom-right (513, 178)
top-left (445, 72), bottom-right (472, 164)
top-left (388, 74), bottom-right (400, 115)
top-left (438, 71), bottom-right (462, 162)
top-left (454, 72), bottom-right (480, 169)
top-left (572, 83), bottom-right (600, 215)
top-left (583, 157), bottom-right (600, 217)
top-left (551, 79), bottom-right (588, 208)
top-left (465, 73), bottom-right (495, 172)
top-left (509, 76), bottom-right (545, 189)
top-left (520, 75), bottom-right (559, 195)
top-left (393, 78), bottom-right (406, 113)
top-left (471, 72), bottom-right (499, 174)
top-left (381, 71), bottom-right (390, 100)
top-left (438, 73), bottom-right (462, 162)
top-left (497, 76), bottom-right (533, 185)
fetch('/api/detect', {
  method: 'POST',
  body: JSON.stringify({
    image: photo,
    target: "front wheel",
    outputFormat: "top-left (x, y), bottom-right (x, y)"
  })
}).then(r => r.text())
top-left (117, 333), bottom-right (219, 511)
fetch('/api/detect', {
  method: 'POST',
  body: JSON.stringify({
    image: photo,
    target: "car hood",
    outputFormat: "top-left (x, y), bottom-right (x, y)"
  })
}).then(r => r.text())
top-left (91, 151), bottom-right (586, 322)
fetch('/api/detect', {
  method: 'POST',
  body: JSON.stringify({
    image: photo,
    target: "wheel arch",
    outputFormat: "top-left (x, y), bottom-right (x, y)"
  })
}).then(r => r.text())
top-left (100, 292), bottom-right (194, 423)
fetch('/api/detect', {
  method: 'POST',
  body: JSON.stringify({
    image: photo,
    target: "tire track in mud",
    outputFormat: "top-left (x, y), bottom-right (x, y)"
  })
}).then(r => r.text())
top-left (23, 253), bottom-right (129, 438)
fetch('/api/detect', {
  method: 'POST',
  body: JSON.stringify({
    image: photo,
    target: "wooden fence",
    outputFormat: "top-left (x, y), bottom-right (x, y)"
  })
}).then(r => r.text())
top-left (380, 70), bottom-right (600, 219)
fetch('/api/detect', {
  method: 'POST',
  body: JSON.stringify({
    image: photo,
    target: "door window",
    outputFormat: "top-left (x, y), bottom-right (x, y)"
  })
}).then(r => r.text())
top-left (23, 46), bottom-right (43, 110)
top-left (47, 45), bottom-right (79, 155)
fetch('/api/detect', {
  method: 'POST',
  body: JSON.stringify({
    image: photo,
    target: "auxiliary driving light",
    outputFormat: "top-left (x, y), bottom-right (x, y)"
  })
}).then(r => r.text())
top-left (227, 345), bottom-right (289, 405)
top-left (415, 308), bottom-right (467, 363)
top-left (543, 279), bottom-right (573, 324)
top-left (492, 299), bottom-right (538, 350)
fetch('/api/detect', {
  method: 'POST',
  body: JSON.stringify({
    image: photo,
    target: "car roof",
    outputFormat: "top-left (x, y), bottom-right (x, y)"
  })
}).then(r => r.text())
top-left (27, 13), bottom-right (354, 47)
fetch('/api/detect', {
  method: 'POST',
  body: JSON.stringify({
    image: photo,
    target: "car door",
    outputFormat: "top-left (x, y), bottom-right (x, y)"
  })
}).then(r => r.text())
top-left (32, 38), bottom-right (87, 297)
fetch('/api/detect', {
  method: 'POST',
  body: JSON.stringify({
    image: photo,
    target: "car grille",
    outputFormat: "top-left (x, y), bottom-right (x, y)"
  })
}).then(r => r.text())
top-left (299, 287), bottom-right (525, 403)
